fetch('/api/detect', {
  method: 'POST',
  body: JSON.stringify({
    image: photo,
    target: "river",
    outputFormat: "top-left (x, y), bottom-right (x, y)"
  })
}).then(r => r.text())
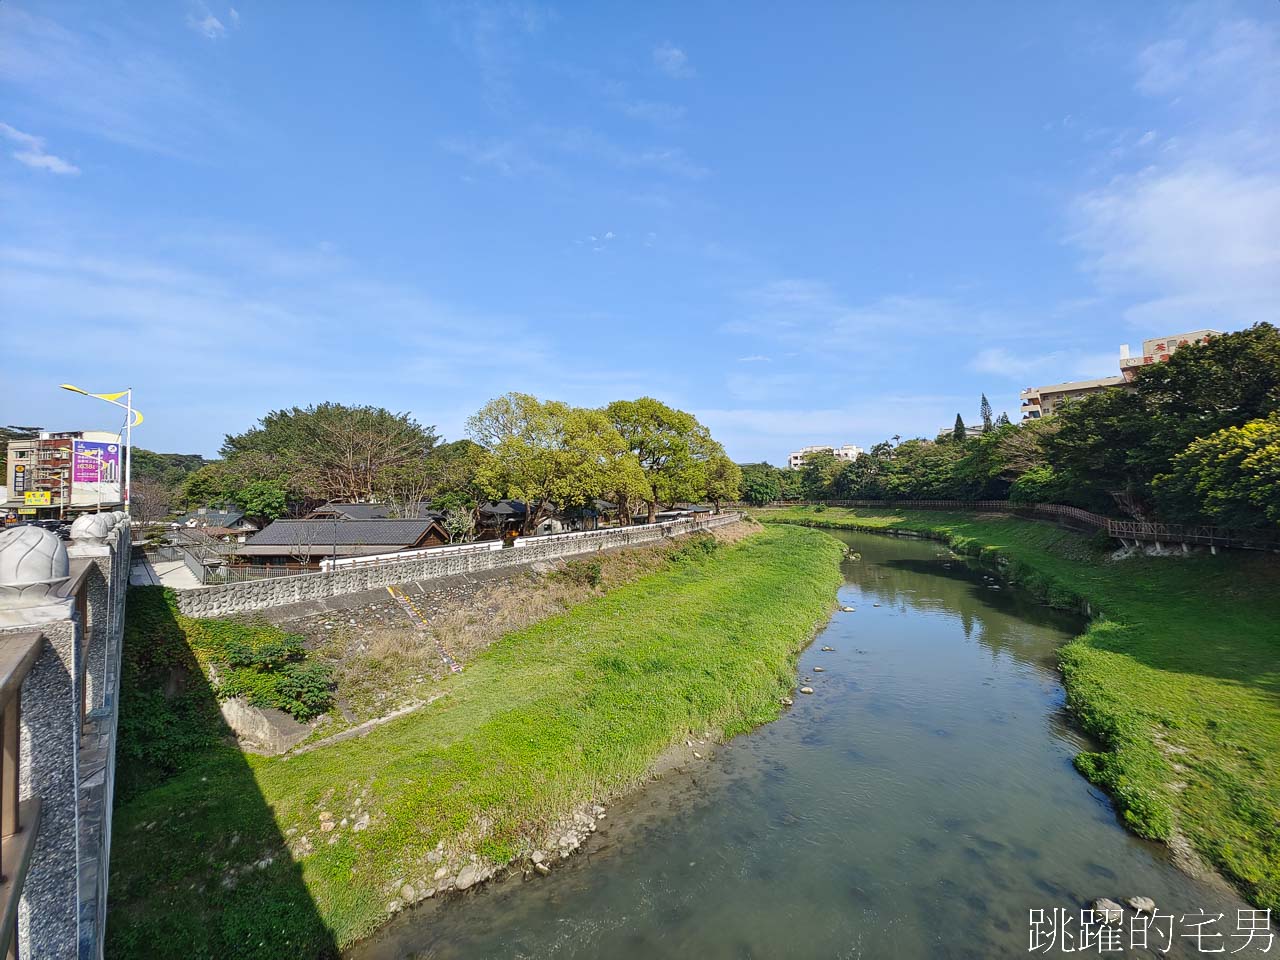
top-left (350, 530), bottom-right (1264, 958)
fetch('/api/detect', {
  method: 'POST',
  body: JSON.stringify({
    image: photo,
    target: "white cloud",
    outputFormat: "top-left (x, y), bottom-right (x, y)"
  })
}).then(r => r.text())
top-left (0, 6), bottom-right (230, 155)
top-left (0, 122), bottom-right (79, 175)
top-left (653, 41), bottom-right (694, 79)
top-left (969, 347), bottom-right (1118, 384)
top-left (726, 280), bottom-right (1007, 350)
top-left (188, 13), bottom-right (225, 39)
top-left (1068, 11), bottom-right (1280, 331)
top-left (228, 7), bottom-right (240, 27)
top-left (444, 1), bottom-right (548, 111)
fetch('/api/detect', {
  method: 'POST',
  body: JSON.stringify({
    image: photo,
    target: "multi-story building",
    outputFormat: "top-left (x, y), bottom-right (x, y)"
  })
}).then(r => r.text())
top-left (1021, 328), bottom-right (1223, 421)
top-left (3, 430), bottom-right (125, 522)
top-left (1119, 329), bottom-right (1220, 381)
top-left (787, 444), bottom-right (863, 470)
top-left (1019, 376), bottom-right (1128, 420)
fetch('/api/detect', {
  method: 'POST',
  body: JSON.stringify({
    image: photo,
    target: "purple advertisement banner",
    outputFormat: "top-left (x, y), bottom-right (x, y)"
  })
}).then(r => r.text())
top-left (72, 440), bottom-right (121, 485)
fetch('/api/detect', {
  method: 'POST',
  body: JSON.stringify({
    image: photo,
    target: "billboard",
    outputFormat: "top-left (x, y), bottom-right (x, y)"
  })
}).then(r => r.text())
top-left (71, 439), bottom-right (123, 507)
top-left (24, 491), bottom-right (52, 506)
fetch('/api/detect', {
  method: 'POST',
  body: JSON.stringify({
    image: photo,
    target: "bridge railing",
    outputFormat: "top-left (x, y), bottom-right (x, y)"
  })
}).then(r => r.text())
top-left (0, 631), bottom-right (44, 959)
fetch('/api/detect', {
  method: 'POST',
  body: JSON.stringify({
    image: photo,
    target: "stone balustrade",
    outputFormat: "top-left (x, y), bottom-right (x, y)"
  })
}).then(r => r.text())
top-left (0, 513), bottom-right (131, 960)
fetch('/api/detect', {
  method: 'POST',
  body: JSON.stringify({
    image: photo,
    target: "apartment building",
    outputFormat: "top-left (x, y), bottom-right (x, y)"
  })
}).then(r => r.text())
top-left (1119, 329), bottom-right (1220, 381)
top-left (3, 430), bottom-right (124, 521)
top-left (1021, 328), bottom-right (1223, 421)
top-left (787, 444), bottom-right (863, 470)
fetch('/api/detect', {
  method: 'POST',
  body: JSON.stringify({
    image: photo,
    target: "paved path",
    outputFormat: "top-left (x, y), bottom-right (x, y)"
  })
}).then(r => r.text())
top-left (129, 558), bottom-right (202, 589)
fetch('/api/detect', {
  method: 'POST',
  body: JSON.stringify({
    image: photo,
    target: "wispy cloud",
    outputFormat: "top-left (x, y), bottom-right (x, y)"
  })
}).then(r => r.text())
top-left (188, 12), bottom-right (226, 40)
top-left (0, 5), bottom-right (230, 155)
top-left (440, 136), bottom-right (547, 177)
top-left (969, 347), bottom-right (1118, 384)
top-left (1068, 9), bottom-right (1280, 331)
top-left (653, 41), bottom-right (694, 79)
top-left (0, 122), bottom-right (79, 174)
top-left (444, 1), bottom-right (549, 111)
top-left (442, 126), bottom-right (709, 180)
top-left (726, 280), bottom-right (1005, 349)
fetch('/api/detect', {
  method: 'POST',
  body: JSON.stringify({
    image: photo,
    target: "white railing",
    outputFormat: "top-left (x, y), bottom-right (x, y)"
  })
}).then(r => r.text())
top-left (320, 538), bottom-right (502, 571)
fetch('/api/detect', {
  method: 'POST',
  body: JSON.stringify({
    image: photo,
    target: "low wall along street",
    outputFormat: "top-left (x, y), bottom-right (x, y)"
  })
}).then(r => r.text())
top-left (173, 514), bottom-right (743, 618)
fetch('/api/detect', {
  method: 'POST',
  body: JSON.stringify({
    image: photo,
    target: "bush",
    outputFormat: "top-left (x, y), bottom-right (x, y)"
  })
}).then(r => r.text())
top-left (551, 559), bottom-right (603, 588)
top-left (671, 533), bottom-right (719, 563)
top-left (813, 504), bottom-right (827, 513)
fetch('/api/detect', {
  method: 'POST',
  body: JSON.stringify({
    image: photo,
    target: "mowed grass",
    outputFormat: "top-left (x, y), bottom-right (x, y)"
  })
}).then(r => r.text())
top-left (107, 525), bottom-right (844, 958)
top-left (756, 505), bottom-right (1280, 911)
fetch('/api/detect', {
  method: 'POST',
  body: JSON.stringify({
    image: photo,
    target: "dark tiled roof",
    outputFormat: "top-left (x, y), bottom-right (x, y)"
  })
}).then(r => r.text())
top-left (177, 507), bottom-right (247, 527)
top-left (478, 500), bottom-right (527, 517)
top-left (246, 518), bottom-right (439, 547)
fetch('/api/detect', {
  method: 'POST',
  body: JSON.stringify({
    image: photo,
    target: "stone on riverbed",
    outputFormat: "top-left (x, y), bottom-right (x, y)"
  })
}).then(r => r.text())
top-left (455, 863), bottom-right (485, 890)
top-left (799, 686), bottom-right (814, 695)
top-left (1091, 898), bottom-right (1124, 924)
top-left (780, 697), bottom-right (793, 706)
top-left (813, 666), bottom-right (825, 673)
top-left (821, 646), bottom-right (834, 651)
top-left (1127, 896), bottom-right (1156, 915)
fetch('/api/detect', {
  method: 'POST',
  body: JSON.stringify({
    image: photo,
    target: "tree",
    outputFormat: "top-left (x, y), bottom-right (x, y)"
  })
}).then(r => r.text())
top-left (176, 461), bottom-right (240, 510)
top-left (378, 464), bottom-right (435, 519)
top-left (221, 403), bottom-right (438, 503)
top-left (1152, 414), bottom-right (1280, 528)
top-left (441, 506), bottom-right (476, 543)
top-left (995, 411), bottom-right (1011, 428)
top-left (703, 453), bottom-right (742, 513)
top-left (1042, 388), bottom-right (1154, 516)
top-left (129, 478), bottom-right (173, 528)
top-left (798, 450), bottom-right (840, 499)
top-left (605, 398), bottom-right (718, 523)
top-left (236, 479), bottom-right (288, 525)
top-left (468, 394), bottom-right (644, 534)
top-left (130, 450), bottom-right (208, 491)
top-left (952, 414), bottom-right (967, 443)
top-left (739, 463), bottom-right (783, 505)
top-left (980, 394), bottom-right (993, 433)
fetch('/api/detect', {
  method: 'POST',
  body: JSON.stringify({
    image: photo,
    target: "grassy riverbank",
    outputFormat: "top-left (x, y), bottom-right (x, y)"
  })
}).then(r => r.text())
top-left (756, 505), bottom-right (1280, 911)
top-left (107, 524), bottom-right (844, 958)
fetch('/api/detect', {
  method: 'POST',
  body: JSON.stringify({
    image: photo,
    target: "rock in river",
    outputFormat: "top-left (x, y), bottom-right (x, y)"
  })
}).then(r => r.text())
top-left (1091, 898), bottom-right (1124, 924)
top-left (799, 686), bottom-right (814, 695)
top-left (1127, 896), bottom-right (1156, 915)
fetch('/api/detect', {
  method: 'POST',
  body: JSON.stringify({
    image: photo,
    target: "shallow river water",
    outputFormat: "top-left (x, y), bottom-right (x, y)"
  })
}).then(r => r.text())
top-left (350, 531), bottom-right (1264, 958)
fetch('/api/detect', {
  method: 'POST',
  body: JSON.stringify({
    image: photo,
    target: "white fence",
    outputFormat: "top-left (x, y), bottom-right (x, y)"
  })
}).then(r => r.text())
top-left (320, 539), bottom-right (503, 571)
top-left (173, 513), bottom-right (741, 618)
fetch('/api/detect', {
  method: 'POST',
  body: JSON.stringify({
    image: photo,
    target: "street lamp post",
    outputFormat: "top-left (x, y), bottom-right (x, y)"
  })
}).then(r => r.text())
top-left (58, 385), bottom-right (143, 514)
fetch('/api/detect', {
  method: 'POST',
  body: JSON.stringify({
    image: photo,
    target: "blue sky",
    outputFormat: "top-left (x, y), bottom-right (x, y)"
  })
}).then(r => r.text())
top-left (2, 2), bottom-right (1277, 463)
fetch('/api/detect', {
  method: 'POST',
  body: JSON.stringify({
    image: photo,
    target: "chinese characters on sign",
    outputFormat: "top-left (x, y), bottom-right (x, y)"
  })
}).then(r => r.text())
top-left (1030, 907), bottom-right (1273, 954)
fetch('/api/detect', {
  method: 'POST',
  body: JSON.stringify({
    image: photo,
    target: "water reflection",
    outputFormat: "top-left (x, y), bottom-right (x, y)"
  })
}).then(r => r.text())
top-left (349, 531), bottom-right (1266, 959)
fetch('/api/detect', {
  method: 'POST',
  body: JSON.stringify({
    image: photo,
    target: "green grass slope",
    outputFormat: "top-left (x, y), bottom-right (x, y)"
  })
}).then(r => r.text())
top-left (107, 524), bottom-right (844, 958)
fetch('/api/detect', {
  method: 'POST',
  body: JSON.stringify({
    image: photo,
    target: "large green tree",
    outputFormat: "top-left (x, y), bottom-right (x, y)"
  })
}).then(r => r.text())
top-left (1152, 414), bottom-right (1280, 528)
top-left (739, 463), bottom-right (783, 505)
top-left (221, 403), bottom-right (438, 503)
top-left (703, 453), bottom-right (742, 513)
top-left (468, 394), bottom-right (646, 533)
top-left (605, 398), bottom-right (719, 523)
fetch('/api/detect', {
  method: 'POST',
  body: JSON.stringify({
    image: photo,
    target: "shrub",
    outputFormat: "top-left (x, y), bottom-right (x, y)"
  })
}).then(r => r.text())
top-left (551, 559), bottom-right (603, 588)
top-left (670, 533), bottom-right (719, 563)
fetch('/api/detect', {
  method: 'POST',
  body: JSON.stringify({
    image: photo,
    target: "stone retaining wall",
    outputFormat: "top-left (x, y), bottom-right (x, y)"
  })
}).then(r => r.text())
top-left (173, 514), bottom-right (741, 619)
